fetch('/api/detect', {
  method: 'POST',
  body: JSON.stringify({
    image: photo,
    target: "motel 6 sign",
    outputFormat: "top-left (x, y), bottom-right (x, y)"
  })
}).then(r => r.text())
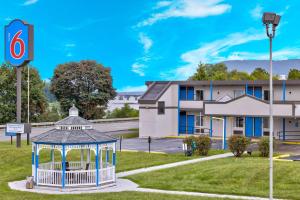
top-left (4, 19), bottom-right (33, 66)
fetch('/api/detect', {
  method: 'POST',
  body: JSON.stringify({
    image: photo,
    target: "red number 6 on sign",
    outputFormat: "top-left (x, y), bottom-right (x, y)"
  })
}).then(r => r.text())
top-left (10, 30), bottom-right (25, 59)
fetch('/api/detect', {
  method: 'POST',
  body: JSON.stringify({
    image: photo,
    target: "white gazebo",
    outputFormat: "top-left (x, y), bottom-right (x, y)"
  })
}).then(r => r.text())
top-left (31, 105), bottom-right (117, 188)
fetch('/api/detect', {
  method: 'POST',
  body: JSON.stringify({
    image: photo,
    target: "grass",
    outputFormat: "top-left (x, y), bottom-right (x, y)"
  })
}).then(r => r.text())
top-left (127, 153), bottom-right (300, 200)
top-left (115, 128), bottom-right (139, 139)
top-left (0, 141), bottom-right (229, 200)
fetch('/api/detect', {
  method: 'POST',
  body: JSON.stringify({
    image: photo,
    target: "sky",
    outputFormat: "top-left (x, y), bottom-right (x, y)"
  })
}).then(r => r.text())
top-left (0, 0), bottom-right (299, 92)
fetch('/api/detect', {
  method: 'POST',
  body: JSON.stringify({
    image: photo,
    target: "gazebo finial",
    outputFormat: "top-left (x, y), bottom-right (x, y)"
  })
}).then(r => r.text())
top-left (69, 104), bottom-right (79, 117)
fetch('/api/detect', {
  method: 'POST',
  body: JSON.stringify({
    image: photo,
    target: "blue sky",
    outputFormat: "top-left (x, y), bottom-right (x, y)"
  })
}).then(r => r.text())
top-left (0, 0), bottom-right (299, 91)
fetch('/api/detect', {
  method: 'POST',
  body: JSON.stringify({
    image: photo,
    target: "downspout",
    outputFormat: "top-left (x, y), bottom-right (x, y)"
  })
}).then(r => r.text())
top-left (209, 81), bottom-right (213, 137)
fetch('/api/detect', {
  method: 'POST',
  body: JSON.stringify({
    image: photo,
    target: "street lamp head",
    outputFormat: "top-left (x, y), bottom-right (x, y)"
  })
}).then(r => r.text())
top-left (262, 12), bottom-right (276, 25)
top-left (273, 15), bottom-right (281, 26)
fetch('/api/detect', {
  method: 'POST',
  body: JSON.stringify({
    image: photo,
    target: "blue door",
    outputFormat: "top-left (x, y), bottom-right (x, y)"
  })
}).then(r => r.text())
top-left (254, 118), bottom-right (262, 137)
top-left (254, 87), bottom-right (262, 99)
top-left (254, 87), bottom-right (262, 137)
top-left (187, 115), bottom-right (194, 134)
top-left (245, 117), bottom-right (253, 137)
top-left (187, 87), bottom-right (194, 100)
top-left (179, 112), bottom-right (186, 133)
top-left (180, 86), bottom-right (187, 100)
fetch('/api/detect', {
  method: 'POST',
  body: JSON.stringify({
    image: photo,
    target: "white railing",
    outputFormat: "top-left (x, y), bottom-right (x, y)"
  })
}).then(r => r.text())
top-left (37, 169), bottom-right (62, 186)
top-left (39, 161), bottom-right (96, 170)
top-left (99, 166), bottom-right (115, 184)
top-left (36, 164), bottom-right (115, 187)
top-left (65, 170), bottom-right (96, 186)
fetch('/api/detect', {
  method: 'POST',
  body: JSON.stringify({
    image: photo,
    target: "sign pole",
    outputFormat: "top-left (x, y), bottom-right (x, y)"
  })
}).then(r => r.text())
top-left (27, 65), bottom-right (30, 145)
top-left (16, 67), bottom-right (22, 148)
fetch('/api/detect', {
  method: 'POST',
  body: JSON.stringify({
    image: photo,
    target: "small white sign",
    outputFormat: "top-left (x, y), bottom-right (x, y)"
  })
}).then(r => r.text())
top-left (6, 123), bottom-right (25, 134)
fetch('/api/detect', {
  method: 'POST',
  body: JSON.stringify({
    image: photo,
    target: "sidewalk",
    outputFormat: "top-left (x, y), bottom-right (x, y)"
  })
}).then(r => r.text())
top-left (136, 188), bottom-right (282, 200)
top-left (117, 152), bottom-right (233, 177)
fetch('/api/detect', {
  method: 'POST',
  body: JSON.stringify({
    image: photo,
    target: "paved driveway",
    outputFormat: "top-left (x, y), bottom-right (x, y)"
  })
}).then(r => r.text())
top-left (117, 138), bottom-right (223, 154)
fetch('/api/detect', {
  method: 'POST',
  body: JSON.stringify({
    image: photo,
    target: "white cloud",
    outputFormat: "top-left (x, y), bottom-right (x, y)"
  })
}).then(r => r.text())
top-left (250, 5), bottom-right (263, 20)
top-left (65, 43), bottom-right (76, 48)
top-left (66, 53), bottom-right (73, 57)
top-left (154, 1), bottom-right (172, 9)
top-left (139, 33), bottom-right (153, 52)
top-left (161, 29), bottom-right (266, 79)
top-left (131, 33), bottom-right (153, 76)
top-left (137, 0), bottom-right (231, 27)
top-left (227, 48), bottom-right (300, 61)
top-left (22, 0), bottom-right (38, 6)
top-left (131, 62), bottom-right (146, 76)
top-left (118, 85), bottom-right (147, 92)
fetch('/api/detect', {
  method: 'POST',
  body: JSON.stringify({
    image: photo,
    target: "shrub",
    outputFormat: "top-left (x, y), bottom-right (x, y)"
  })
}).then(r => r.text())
top-left (228, 135), bottom-right (250, 157)
top-left (258, 136), bottom-right (275, 157)
top-left (183, 136), bottom-right (196, 150)
top-left (194, 134), bottom-right (211, 156)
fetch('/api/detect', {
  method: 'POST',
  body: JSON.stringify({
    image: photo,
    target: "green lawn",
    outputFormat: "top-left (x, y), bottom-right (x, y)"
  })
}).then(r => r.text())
top-left (0, 141), bottom-right (229, 200)
top-left (127, 154), bottom-right (300, 200)
top-left (115, 128), bottom-right (139, 139)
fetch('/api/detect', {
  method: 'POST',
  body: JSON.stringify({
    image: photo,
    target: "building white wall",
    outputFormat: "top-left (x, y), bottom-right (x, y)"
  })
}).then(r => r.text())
top-left (139, 84), bottom-right (178, 138)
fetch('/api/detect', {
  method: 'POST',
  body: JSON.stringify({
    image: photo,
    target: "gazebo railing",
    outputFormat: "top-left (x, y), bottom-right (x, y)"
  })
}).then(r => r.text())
top-left (65, 170), bottom-right (96, 186)
top-left (39, 161), bottom-right (96, 170)
top-left (36, 165), bottom-right (115, 187)
top-left (37, 169), bottom-right (62, 186)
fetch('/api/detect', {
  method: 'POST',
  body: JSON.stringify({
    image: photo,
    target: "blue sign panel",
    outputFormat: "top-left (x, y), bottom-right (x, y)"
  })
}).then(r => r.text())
top-left (5, 130), bottom-right (16, 137)
top-left (4, 19), bottom-right (33, 66)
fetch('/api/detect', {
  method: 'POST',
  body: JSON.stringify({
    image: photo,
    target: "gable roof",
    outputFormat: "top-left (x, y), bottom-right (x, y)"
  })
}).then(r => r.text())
top-left (138, 81), bottom-right (171, 104)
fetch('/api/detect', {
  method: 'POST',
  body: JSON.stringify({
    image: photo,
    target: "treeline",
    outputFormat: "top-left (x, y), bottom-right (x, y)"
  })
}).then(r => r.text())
top-left (0, 60), bottom-right (116, 124)
top-left (189, 63), bottom-right (300, 80)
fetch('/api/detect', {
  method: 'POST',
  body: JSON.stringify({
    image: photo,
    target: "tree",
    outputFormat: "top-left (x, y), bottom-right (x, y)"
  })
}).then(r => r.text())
top-left (249, 68), bottom-right (269, 80)
top-left (0, 64), bottom-right (47, 124)
top-left (50, 60), bottom-right (116, 119)
top-left (288, 68), bottom-right (300, 80)
top-left (189, 63), bottom-right (228, 80)
top-left (228, 70), bottom-right (250, 80)
top-left (106, 104), bottom-right (139, 118)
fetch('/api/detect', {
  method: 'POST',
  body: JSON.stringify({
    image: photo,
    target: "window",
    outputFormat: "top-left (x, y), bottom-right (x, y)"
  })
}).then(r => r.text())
top-left (158, 101), bottom-right (165, 114)
top-left (263, 117), bottom-right (269, 128)
top-left (119, 96), bottom-right (123, 100)
top-left (179, 86), bottom-right (194, 100)
top-left (264, 90), bottom-right (269, 101)
top-left (196, 115), bottom-right (204, 127)
top-left (234, 90), bottom-right (245, 98)
top-left (196, 90), bottom-right (204, 100)
top-left (235, 117), bottom-right (244, 128)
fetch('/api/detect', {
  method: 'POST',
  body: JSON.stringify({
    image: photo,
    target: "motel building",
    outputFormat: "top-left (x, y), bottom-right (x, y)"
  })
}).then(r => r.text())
top-left (138, 80), bottom-right (300, 140)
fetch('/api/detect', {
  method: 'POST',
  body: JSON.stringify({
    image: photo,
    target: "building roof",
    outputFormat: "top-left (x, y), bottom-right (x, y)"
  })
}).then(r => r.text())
top-left (138, 82), bottom-right (171, 104)
top-left (55, 116), bottom-right (92, 126)
top-left (31, 129), bottom-right (116, 145)
top-left (145, 80), bottom-right (300, 86)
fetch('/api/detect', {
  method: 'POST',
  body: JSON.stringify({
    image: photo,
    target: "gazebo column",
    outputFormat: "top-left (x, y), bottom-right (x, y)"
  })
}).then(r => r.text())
top-left (112, 143), bottom-right (116, 182)
top-left (96, 144), bottom-right (99, 186)
top-left (105, 147), bottom-right (109, 167)
top-left (62, 145), bottom-right (66, 188)
top-left (80, 148), bottom-right (84, 169)
top-left (87, 149), bottom-right (91, 164)
top-left (35, 144), bottom-right (39, 184)
top-left (112, 143), bottom-right (116, 166)
top-left (51, 147), bottom-right (54, 170)
top-left (31, 143), bottom-right (35, 177)
top-left (100, 147), bottom-right (103, 169)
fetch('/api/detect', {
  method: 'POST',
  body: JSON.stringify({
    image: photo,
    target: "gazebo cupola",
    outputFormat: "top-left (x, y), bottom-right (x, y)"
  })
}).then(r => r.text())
top-left (31, 105), bottom-right (117, 188)
top-left (55, 105), bottom-right (93, 130)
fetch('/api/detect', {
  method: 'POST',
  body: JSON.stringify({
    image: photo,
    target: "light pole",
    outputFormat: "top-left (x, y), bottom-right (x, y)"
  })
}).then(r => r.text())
top-left (262, 12), bottom-right (281, 200)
